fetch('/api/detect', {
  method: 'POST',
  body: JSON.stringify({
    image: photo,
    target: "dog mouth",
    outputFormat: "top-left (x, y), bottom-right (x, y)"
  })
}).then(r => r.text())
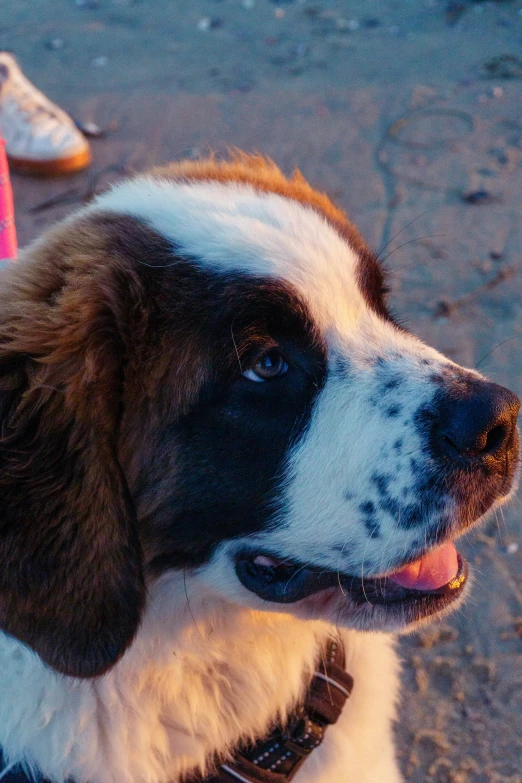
top-left (235, 540), bottom-right (468, 622)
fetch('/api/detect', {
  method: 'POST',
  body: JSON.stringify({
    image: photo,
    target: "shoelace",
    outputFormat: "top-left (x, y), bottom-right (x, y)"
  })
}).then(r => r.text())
top-left (1, 80), bottom-right (69, 142)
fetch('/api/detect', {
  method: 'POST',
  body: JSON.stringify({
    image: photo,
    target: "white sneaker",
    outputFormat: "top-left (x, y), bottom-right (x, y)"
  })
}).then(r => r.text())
top-left (0, 53), bottom-right (91, 176)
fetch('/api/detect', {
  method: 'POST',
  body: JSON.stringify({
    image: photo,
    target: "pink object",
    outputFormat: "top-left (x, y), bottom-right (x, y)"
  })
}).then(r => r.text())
top-left (388, 540), bottom-right (459, 591)
top-left (0, 136), bottom-right (17, 260)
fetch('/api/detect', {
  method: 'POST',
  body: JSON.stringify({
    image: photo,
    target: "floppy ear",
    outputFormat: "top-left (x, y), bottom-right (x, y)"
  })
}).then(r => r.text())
top-left (0, 238), bottom-right (145, 678)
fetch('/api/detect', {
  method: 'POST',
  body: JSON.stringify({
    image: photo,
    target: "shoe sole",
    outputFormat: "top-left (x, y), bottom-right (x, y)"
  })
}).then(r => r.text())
top-left (7, 147), bottom-right (92, 176)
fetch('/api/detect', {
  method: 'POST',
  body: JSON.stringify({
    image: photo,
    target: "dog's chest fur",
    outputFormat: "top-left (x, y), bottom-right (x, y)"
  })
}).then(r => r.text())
top-left (0, 573), bottom-right (401, 783)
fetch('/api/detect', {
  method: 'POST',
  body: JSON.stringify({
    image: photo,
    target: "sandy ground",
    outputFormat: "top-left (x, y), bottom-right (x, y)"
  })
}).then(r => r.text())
top-left (2, 1), bottom-right (522, 780)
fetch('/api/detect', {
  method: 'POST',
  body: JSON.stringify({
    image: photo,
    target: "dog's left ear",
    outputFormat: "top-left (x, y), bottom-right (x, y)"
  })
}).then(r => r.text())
top-left (0, 243), bottom-right (146, 678)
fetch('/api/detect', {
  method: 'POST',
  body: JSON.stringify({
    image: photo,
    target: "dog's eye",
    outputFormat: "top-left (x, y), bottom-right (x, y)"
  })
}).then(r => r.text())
top-left (242, 349), bottom-right (288, 382)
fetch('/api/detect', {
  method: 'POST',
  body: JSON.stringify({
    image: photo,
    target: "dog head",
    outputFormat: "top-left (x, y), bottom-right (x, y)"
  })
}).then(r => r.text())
top-left (0, 155), bottom-right (518, 677)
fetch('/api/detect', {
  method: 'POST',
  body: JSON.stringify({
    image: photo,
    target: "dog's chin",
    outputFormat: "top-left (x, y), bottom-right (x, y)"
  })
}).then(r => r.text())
top-left (234, 544), bottom-right (469, 632)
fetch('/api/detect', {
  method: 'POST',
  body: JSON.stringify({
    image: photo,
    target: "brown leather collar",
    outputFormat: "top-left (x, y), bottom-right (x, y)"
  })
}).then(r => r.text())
top-left (199, 635), bottom-right (353, 783)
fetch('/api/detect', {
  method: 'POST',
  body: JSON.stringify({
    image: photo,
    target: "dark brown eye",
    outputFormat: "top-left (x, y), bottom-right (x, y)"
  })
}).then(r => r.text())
top-left (242, 348), bottom-right (289, 383)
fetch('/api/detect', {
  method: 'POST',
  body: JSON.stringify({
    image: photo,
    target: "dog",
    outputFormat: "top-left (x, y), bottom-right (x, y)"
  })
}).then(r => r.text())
top-left (0, 154), bottom-right (519, 783)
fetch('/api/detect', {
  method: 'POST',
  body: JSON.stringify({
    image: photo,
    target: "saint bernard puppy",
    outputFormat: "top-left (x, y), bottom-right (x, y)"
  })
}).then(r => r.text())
top-left (0, 154), bottom-right (518, 783)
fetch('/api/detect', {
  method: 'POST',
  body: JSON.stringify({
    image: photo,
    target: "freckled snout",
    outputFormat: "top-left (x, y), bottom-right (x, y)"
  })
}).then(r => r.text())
top-left (433, 380), bottom-right (520, 465)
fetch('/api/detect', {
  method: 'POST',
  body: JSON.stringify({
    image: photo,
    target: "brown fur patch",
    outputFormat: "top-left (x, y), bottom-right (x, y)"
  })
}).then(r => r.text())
top-left (153, 152), bottom-right (348, 225)
top-left (0, 214), bottom-right (165, 678)
top-left (152, 152), bottom-right (370, 251)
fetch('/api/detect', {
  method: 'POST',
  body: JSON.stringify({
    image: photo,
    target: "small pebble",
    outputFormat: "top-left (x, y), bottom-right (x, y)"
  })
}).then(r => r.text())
top-left (483, 54), bottom-right (522, 79)
top-left (275, 8), bottom-right (286, 18)
top-left (91, 55), bottom-right (108, 67)
top-left (492, 86), bottom-right (504, 98)
top-left (363, 18), bottom-right (381, 28)
top-left (292, 42), bottom-right (309, 56)
top-left (46, 38), bottom-right (65, 50)
top-left (461, 190), bottom-right (494, 205)
top-left (491, 148), bottom-right (508, 165)
top-left (490, 250), bottom-right (503, 260)
top-left (473, 258), bottom-right (493, 273)
top-left (235, 81), bottom-right (255, 93)
top-left (336, 17), bottom-right (359, 32)
top-left (506, 542), bottom-right (519, 554)
top-left (197, 16), bottom-right (222, 30)
top-left (74, 119), bottom-right (105, 138)
top-left (434, 300), bottom-right (453, 318)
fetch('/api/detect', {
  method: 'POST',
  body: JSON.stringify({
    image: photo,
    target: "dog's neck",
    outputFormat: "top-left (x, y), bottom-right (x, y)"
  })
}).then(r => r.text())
top-left (0, 571), bottom-right (331, 783)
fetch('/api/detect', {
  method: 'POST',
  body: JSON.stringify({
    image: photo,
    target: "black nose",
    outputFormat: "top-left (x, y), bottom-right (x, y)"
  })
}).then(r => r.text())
top-left (434, 380), bottom-right (520, 461)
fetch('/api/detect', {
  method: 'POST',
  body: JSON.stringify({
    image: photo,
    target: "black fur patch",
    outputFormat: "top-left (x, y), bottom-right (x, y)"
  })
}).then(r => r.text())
top-left (363, 516), bottom-right (381, 538)
top-left (359, 501), bottom-right (381, 538)
top-left (92, 216), bottom-right (330, 573)
top-left (359, 501), bottom-right (375, 515)
top-left (383, 377), bottom-right (400, 392)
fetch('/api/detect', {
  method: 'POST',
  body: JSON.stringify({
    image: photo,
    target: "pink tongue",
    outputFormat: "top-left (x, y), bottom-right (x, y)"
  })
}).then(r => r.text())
top-left (389, 541), bottom-right (458, 591)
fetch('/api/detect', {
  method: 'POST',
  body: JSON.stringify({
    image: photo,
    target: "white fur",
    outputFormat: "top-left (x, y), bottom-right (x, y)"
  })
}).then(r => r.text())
top-left (92, 178), bottom-right (363, 335)
top-left (0, 572), bottom-right (401, 783)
